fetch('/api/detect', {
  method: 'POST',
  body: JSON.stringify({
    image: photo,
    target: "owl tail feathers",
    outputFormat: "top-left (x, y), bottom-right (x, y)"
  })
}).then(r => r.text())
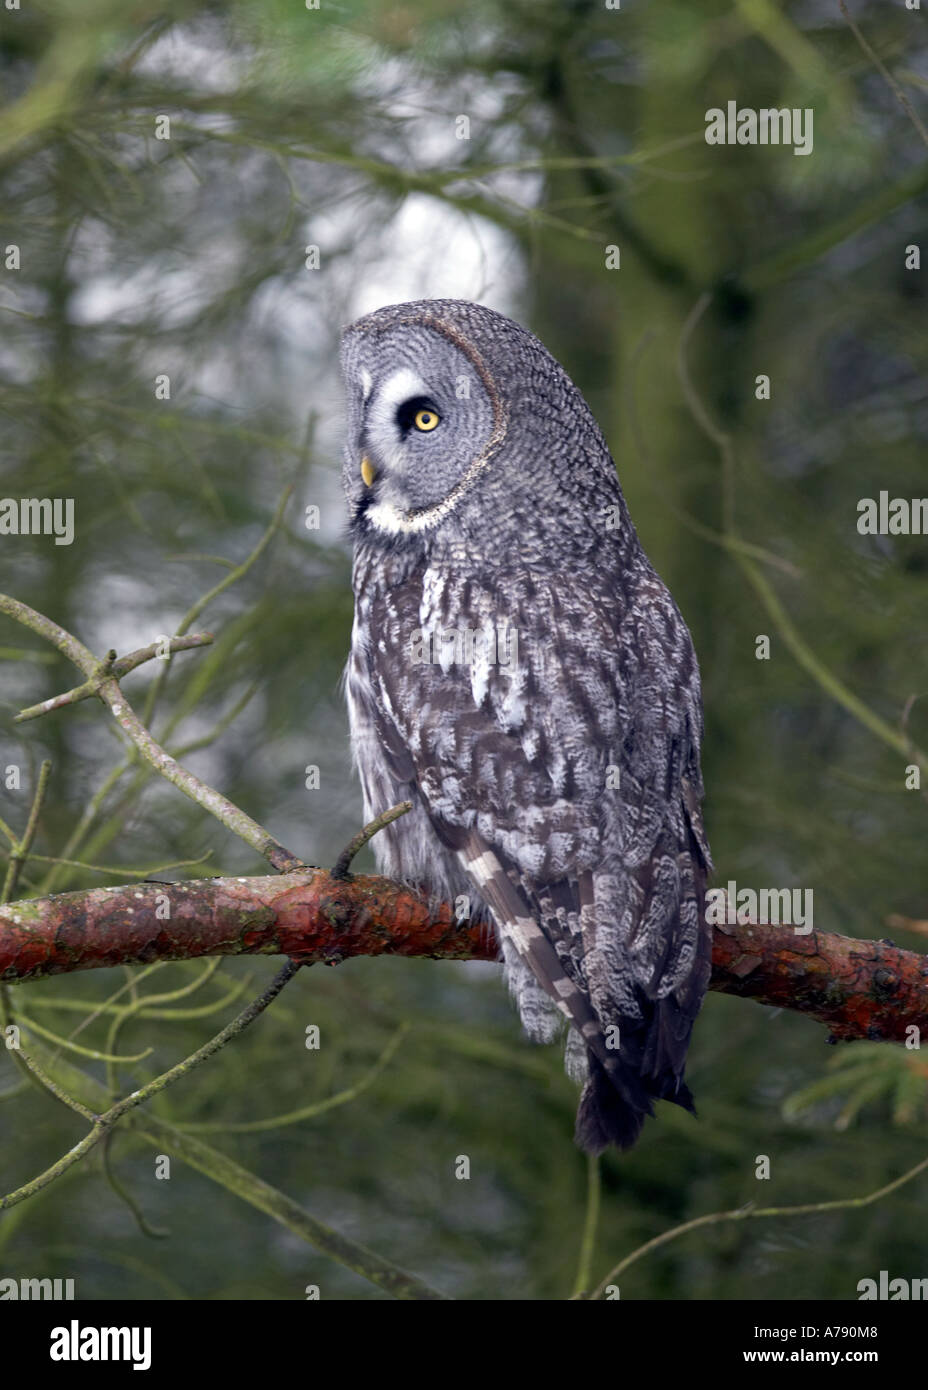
top-left (656, 1073), bottom-right (697, 1114)
top-left (574, 1053), bottom-right (655, 1155)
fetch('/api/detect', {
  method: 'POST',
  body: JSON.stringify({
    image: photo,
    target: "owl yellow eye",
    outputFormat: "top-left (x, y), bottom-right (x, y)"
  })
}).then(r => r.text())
top-left (413, 408), bottom-right (440, 432)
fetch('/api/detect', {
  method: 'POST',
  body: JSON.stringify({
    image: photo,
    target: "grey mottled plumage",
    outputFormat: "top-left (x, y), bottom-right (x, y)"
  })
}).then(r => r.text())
top-left (340, 298), bottom-right (711, 1153)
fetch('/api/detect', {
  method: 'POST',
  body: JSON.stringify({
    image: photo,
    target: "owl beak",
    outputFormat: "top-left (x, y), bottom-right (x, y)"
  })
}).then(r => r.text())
top-left (360, 455), bottom-right (377, 488)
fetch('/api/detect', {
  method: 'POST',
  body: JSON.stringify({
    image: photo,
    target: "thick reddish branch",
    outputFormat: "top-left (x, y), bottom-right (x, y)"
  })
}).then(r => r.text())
top-left (709, 916), bottom-right (928, 1041)
top-left (1, 873), bottom-right (926, 1043)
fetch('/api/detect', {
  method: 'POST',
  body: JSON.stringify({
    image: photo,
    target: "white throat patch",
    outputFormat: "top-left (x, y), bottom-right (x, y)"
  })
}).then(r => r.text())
top-left (365, 495), bottom-right (458, 535)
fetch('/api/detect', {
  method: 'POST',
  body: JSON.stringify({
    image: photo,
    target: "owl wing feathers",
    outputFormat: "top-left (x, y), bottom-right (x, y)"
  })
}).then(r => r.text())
top-left (359, 561), bottom-right (710, 1153)
top-left (467, 843), bottom-right (662, 1151)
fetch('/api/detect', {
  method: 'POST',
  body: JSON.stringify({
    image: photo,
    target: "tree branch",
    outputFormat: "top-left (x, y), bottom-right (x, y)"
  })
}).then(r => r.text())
top-left (0, 589), bottom-right (307, 874)
top-left (1, 872), bottom-right (925, 1043)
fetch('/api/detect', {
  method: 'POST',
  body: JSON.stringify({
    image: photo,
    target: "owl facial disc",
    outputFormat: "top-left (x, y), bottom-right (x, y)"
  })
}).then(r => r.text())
top-left (340, 314), bottom-right (506, 534)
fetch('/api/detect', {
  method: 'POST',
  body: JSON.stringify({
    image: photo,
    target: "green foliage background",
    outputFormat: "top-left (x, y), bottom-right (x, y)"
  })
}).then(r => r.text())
top-left (1, 0), bottom-right (927, 1300)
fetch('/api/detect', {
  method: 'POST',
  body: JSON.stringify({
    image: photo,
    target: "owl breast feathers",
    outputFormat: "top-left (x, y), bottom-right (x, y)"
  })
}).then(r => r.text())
top-left (340, 298), bottom-right (712, 1154)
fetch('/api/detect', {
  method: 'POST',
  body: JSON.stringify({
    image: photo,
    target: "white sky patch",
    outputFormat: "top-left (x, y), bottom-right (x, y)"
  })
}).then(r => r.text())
top-left (346, 193), bottom-right (522, 320)
top-left (70, 232), bottom-right (245, 330)
top-left (75, 572), bottom-right (181, 660)
top-left (52, 39), bottom-right (533, 553)
top-left (130, 18), bottom-right (251, 93)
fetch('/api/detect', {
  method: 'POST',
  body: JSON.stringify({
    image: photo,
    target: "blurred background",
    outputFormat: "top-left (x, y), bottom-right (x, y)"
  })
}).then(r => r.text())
top-left (1, 0), bottom-right (927, 1300)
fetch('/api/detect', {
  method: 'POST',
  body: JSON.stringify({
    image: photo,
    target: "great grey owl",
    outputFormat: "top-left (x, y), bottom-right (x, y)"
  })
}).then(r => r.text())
top-left (340, 298), bottom-right (711, 1153)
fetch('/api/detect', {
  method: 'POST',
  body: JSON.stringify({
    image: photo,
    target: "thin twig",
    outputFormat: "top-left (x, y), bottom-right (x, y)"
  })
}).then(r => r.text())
top-left (0, 959), bottom-right (301, 1212)
top-left (590, 1151), bottom-right (928, 1299)
top-left (1, 759), bottom-right (51, 903)
top-left (674, 301), bottom-right (928, 775)
top-left (0, 593), bottom-right (307, 872)
top-left (14, 633), bottom-right (214, 723)
top-left (177, 1022), bottom-right (410, 1133)
top-left (839, 0), bottom-right (928, 150)
top-left (331, 801), bottom-right (413, 880)
top-left (570, 1153), bottom-right (602, 1298)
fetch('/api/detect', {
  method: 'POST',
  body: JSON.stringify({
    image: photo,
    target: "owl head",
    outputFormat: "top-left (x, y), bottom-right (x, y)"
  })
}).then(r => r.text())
top-left (340, 299), bottom-right (629, 561)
